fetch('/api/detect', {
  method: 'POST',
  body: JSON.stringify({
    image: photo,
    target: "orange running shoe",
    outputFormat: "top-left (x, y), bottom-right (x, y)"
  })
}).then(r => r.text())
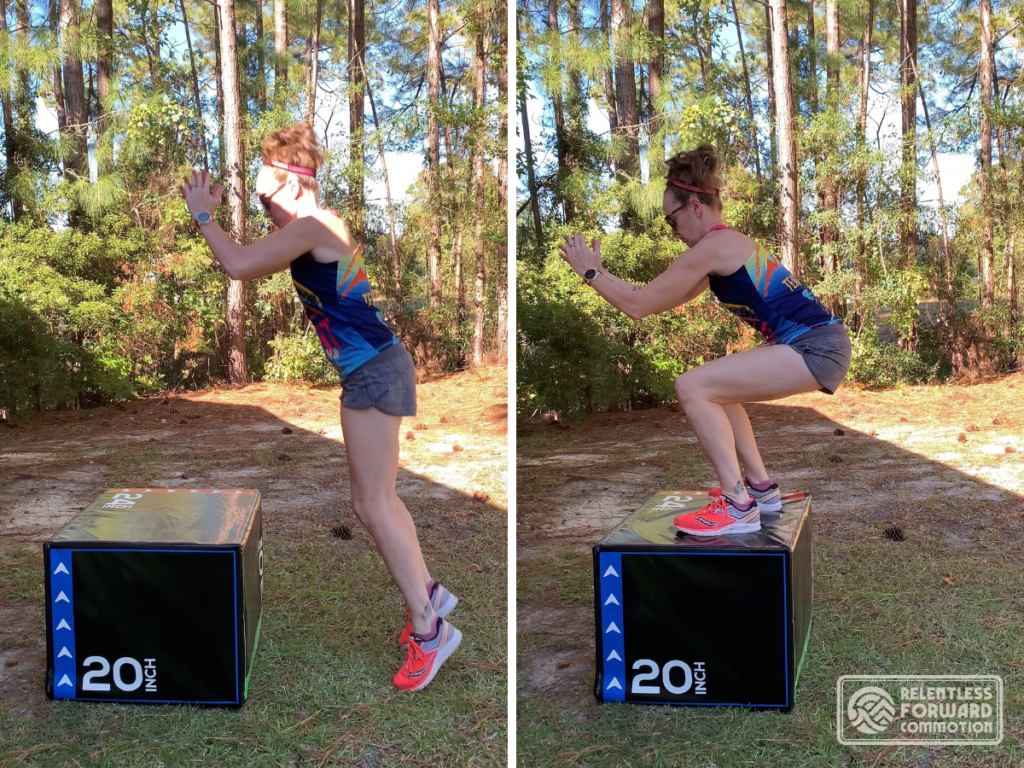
top-left (398, 582), bottom-right (458, 648)
top-left (674, 495), bottom-right (760, 537)
top-left (393, 617), bottom-right (462, 692)
top-left (709, 478), bottom-right (783, 514)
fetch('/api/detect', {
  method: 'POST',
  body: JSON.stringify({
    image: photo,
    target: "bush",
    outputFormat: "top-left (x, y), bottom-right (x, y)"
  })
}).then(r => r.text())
top-left (848, 328), bottom-right (936, 388)
top-left (264, 328), bottom-right (340, 386)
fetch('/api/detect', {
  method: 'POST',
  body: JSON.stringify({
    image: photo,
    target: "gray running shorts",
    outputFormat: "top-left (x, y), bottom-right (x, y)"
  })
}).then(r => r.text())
top-left (340, 342), bottom-right (417, 417)
top-left (786, 324), bottom-right (852, 395)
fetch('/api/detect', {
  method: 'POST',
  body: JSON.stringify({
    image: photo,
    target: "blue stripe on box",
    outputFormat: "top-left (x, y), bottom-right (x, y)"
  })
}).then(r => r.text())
top-left (51, 549), bottom-right (76, 700)
top-left (599, 552), bottom-right (625, 702)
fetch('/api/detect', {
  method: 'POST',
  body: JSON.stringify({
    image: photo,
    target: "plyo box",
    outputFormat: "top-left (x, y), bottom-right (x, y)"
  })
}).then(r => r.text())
top-left (593, 491), bottom-right (812, 710)
top-left (44, 488), bottom-right (263, 706)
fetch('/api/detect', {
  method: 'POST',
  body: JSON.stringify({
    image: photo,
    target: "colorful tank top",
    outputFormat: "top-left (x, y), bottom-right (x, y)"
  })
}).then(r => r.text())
top-left (707, 240), bottom-right (841, 345)
top-left (289, 248), bottom-right (399, 378)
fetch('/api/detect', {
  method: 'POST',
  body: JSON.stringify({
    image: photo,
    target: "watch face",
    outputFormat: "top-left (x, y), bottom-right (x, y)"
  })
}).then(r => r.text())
top-left (584, 269), bottom-right (597, 281)
top-left (197, 212), bottom-right (212, 224)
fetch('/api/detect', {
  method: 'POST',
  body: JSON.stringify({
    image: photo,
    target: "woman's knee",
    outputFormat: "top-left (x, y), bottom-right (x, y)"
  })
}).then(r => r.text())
top-left (351, 492), bottom-right (395, 529)
top-left (674, 373), bottom-right (705, 409)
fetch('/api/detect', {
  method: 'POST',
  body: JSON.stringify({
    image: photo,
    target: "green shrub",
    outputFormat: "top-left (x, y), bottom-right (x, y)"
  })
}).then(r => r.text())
top-left (848, 328), bottom-right (936, 388)
top-left (264, 328), bottom-right (340, 386)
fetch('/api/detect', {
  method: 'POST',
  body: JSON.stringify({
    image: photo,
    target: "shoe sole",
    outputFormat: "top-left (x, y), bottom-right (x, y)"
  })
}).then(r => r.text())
top-left (674, 521), bottom-right (762, 537)
top-left (399, 591), bottom-right (459, 649)
top-left (399, 626), bottom-right (462, 692)
top-left (754, 498), bottom-right (783, 514)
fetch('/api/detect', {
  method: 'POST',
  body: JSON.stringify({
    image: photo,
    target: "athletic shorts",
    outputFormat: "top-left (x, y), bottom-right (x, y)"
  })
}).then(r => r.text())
top-left (786, 324), bottom-right (852, 395)
top-left (339, 342), bottom-right (417, 417)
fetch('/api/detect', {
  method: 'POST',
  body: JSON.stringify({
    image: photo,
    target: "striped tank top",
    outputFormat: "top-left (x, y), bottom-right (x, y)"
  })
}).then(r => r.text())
top-left (289, 247), bottom-right (399, 379)
top-left (706, 229), bottom-right (841, 344)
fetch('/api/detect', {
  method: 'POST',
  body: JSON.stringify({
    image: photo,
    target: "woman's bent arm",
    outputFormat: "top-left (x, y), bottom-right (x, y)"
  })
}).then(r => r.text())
top-left (202, 216), bottom-right (334, 281)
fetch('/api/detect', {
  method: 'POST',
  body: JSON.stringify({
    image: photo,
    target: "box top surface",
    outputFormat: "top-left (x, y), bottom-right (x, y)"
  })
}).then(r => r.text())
top-left (597, 490), bottom-right (810, 551)
top-left (49, 489), bottom-right (260, 545)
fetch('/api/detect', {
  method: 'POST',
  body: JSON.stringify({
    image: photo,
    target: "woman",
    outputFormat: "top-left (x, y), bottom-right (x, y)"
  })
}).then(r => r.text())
top-left (559, 143), bottom-right (851, 537)
top-left (180, 123), bottom-right (460, 690)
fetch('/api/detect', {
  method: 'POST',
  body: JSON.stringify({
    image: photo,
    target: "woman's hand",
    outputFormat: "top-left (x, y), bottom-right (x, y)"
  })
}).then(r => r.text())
top-left (558, 234), bottom-right (602, 278)
top-left (180, 170), bottom-right (224, 224)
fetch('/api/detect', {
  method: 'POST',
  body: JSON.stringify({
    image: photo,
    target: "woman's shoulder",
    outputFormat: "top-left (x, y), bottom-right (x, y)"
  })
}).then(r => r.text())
top-left (702, 229), bottom-right (758, 276)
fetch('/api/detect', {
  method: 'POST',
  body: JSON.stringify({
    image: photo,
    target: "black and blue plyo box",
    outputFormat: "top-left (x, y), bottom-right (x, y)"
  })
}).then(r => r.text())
top-left (44, 489), bottom-right (263, 706)
top-left (593, 491), bottom-right (811, 710)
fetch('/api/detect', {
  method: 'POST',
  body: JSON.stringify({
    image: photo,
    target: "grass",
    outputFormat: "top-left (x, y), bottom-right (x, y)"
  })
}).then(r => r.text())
top-left (0, 370), bottom-right (509, 767)
top-left (1, 520), bottom-right (506, 767)
top-left (517, 378), bottom-right (1024, 767)
top-left (517, 539), bottom-right (1024, 768)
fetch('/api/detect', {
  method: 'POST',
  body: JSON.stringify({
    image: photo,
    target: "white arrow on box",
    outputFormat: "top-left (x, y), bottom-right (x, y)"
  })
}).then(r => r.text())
top-left (606, 650), bottom-right (622, 662)
top-left (56, 619), bottom-right (71, 631)
top-left (605, 621), bottom-right (620, 634)
top-left (603, 565), bottom-right (619, 578)
top-left (57, 647), bottom-right (72, 659)
top-left (53, 562), bottom-right (69, 575)
top-left (604, 594), bottom-right (620, 606)
top-left (54, 591), bottom-right (69, 603)
top-left (57, 674), bottom-right (73, 688)
top-left (606, 677), bottom-right (622, 690)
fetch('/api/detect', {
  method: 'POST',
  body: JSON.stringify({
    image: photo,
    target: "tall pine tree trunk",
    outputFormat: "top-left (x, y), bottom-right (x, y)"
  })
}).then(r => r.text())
top-left (306, 0), bottom-right (321, 124)
top-left (855, 0), bottom-right (873, 313)
top-left (50, 0), bottom-right (66, 133)
top-left (180, 0), bottom-right (209, 170)
top-left (770, 0), bottom-right (799, 277)
top-left (820, 0), bottom-right (839, 264)
top-left (611, 0), bottom-right (638, 231)
top-left (214, 5), bottom-right (226, 177)
top-left (979, 0), bottom-right (994, 311)
top-left (496, 0), bottom-right (508, 355)
top-left (648, 0), bottom-right (664, 179)
top-left (274, 0), bottom-right (287, 107)
top-left (348, 0), bottom-right (364, 247)
top-left (59, 0), bottom-right (86, 225)
top-left (0, 0), bottom-right (18, 220)
top-left (218, 0), bottom-right (248, 384)
top-left (255, 0), bottom-right (266, 111)
top-left (366, 76), bottom-right (403, 323)
top-left (548, 0), bottom-right (571, 222)
top-left (426, 0), bottom-right (442, 308)
top-left (899, 0), bottom-right (918, 265)
top-left (471, 15), bottom-right (486, 365)
top-left (517, 18), bottom-right (543, 247)
top-left (95, 0), bottom-right (113, 174)
top-left (805, 0), bottom-right (817, 115)
top-left (600, 0), bottom-right (617, 175)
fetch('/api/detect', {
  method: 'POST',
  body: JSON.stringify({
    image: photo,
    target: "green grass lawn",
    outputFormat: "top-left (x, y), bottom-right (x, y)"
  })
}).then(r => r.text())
top-left (1, 526), bottom-right (506, 767)
top-left (517, 537), bottom-right (1024, 768)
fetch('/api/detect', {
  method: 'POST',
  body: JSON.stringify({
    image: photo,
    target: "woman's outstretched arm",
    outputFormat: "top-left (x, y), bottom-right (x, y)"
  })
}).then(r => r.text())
top-left (559, 234), bottom-right (711, 320)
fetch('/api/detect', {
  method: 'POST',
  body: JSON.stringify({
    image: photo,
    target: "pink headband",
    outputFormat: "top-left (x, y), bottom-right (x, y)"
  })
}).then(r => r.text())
top-left (268, 159), bottom-right (316, 177)
top-left (671, 180), bottom-right (719, 196)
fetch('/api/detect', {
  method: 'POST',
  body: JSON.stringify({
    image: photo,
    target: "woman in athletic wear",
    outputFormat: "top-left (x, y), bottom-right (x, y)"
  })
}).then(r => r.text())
top-left (559, 143), bottom-right (851, 537)
top-left (180, 123), bottom-right (460, 690)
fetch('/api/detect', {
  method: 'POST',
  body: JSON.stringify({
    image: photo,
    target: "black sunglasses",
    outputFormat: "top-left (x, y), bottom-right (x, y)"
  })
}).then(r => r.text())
top-left (664, 202), bottom-right (687, 230)
top-left (259, 181), bottom-right (288, 212)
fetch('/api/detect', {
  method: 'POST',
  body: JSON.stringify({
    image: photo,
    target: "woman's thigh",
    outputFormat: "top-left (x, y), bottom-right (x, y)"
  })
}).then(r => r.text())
top-left (340, 404), bottom-right (403, 497)
top-left (676, 344), bottom-right (821, 406)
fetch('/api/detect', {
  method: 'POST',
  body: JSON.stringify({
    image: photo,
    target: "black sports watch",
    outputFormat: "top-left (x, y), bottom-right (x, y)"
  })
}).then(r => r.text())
top-left (583, 268), bottom-right (601, 284)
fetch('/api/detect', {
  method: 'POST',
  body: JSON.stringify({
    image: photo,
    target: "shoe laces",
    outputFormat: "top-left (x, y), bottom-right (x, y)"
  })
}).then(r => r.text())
top-left (706, 495), bottom-right (729, 516)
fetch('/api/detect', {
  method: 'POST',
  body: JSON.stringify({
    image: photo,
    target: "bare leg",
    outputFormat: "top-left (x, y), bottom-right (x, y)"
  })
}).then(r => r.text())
top-left (722, 404), bottom-right (770, 484)
top-left (675, 345), bottom-right (820, 502)
top-left (394, 493), bottom-right (431, 586)
top-left (340, 404), bottom-right (435, 635)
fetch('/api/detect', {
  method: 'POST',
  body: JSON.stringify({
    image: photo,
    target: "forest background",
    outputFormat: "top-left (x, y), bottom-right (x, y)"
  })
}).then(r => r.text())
top-left (0, 0), bottom-right (509, 417)
top-left (516, 0), bottom-right (1023, 420)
